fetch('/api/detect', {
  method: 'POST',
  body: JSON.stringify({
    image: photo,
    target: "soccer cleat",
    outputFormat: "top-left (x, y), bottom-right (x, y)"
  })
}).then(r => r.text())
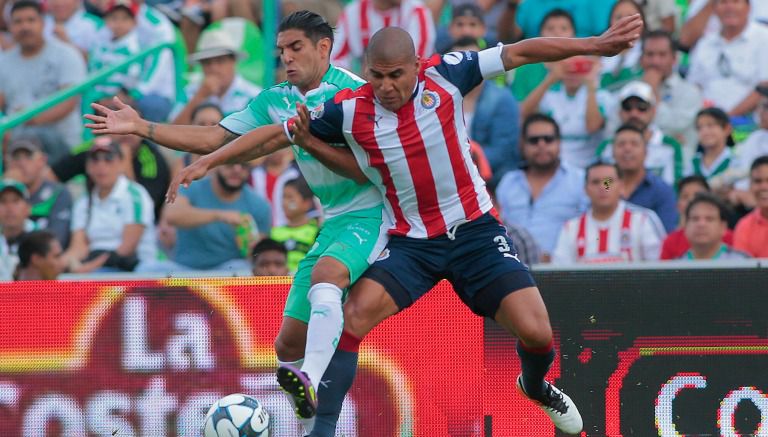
top-left (277, 364), bottom-right (318, 419)
top-left (516, 374), bottom-right (583, 435)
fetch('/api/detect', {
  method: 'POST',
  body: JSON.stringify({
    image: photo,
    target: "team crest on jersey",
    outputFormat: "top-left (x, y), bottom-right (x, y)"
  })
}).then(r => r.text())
top-left (421, 90), bottom-right (440, 110)
top-left (309, 104), bottom-right (324, 120)
top-left (376, 248), bottom-right (390, 262)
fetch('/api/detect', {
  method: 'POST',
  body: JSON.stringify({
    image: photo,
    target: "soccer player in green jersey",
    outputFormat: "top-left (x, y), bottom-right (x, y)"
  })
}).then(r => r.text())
top-left (85, 11), bottom-right (386, 436)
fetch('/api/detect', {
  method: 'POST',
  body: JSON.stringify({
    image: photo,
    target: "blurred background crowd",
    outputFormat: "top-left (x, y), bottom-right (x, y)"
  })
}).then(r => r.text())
top-left (0, 0), bottom-right (767, 281)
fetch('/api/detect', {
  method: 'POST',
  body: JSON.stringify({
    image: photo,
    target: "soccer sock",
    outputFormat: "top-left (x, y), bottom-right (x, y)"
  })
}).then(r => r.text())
top-left (310, 330), bottom-right (361, 437)
top-left (278, 358), bottom-right (315, 434)
top-left (516, 339), bottom-right (555, 401)
top-left (302, 283), bottom-right (345, 392)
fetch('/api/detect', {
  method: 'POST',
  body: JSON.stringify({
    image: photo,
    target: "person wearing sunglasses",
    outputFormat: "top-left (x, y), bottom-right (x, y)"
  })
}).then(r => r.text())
top-left (596, 80), bottom-right (684, 187)
top-left (62, 137), bottom-right (157, 273)
top-left (496, 113), bottom-right (589, 262)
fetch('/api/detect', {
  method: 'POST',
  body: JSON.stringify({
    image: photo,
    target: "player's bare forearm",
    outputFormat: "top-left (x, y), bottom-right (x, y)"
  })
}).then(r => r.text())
top-left (203, 124), bottom-right (289, 168)
top-left (300, 136), bottom-right (368, 184)
top-left (501, 14), bottom-right (643, 70)
top-left (137, 122), bottom-right (239, 154)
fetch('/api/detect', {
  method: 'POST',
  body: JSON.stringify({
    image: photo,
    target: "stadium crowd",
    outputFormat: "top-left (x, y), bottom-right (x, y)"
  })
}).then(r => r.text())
top-left (1, 0), bottom-right (767, 281)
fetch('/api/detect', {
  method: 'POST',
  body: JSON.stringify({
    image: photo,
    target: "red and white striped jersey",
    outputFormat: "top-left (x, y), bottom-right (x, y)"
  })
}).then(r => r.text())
top-left (552, 200), bottom-right (667, 264)
top-left (331, 0), bottom-right (435, 70)
top-left (303, 47), bottom-right (507, 238)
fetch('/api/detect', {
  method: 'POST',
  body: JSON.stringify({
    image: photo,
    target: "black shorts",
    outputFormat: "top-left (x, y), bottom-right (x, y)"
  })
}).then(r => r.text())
top-left (362, 213), bottom-right (537, 318)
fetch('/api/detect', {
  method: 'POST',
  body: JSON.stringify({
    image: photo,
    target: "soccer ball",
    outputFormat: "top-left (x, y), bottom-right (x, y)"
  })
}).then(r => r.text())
top-left (203, 394), bottom-right (270, 437)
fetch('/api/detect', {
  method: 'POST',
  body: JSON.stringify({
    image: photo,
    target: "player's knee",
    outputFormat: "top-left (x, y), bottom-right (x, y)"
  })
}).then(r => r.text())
top-left (273, 333), bottom-right (305, 362)
top-left (342, 298), bottom-right (376, 338)
top-left (310, 257), bottom-right (350, 289)
top-left (517, 321), bottom-right (553, 349)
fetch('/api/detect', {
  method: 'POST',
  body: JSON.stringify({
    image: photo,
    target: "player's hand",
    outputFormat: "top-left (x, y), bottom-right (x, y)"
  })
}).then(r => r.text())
top-left (290, 102), bottom-right (313, 149)
top-left (594, 14), bottom-right (644, 57)
top-left (84, 96), bottom-right (142, 135)
top-left (166, 158), bottom-right (210, 204)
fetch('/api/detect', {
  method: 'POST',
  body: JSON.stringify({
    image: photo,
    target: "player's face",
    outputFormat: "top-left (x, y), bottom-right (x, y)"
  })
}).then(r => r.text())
top-left (612, 130), bottom-right (646, 172)
top-left (684, 202), bottom-right (725, 247)
top-left (449, 16), bottom-right (485, 40)
top-left (105, 9), bottom-right (135, 39)
top-left (7, 150), bottom-right (46, 187)
top-left (540, 16), bottom-right (575, 38)
top-left (367, 57), bottom-right (420, 112)
top-left (252, 251), bottom-right (289, 276)
top-left (277, 29), bottom-right (331, 90)
top-left (0, 190), bottom-right (30, 230)
top-left (677, 182), bottom-right (708, 219)
top-left (522, 121), bottom-right (560, 169)
top-left (714, 0), bottom-right (750, 31)
top-left (585, 165), bottom-right (621, 209)
top-left (696, 115), bottom-right (731, 150)
top-left (641, 37), bottom-right (675, 78)
top-left (750, 164), bottom-right (768, 211)
top-left (35, 240), bottom-right (65, 280)
top-left (620, 97), bottom-right (655, 128)
top-left (10, 7), bottom-right (44, 50)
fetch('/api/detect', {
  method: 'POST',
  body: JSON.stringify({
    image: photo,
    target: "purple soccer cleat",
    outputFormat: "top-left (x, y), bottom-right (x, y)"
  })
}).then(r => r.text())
top-left (276, 363), bottom-right (318, 419)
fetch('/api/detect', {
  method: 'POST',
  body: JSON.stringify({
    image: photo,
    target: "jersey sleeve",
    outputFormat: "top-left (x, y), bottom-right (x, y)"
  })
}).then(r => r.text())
top-left (432, 45), bottom-right (506, 96)
top-left (284, 98), bottom-right (347, 144)
top-left (220, 90), bottom-right (273, 135)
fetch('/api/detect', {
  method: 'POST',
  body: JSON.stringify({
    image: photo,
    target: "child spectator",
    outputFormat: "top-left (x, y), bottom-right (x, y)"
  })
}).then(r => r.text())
top-left (690, 108), bottom-right (741, 194)
top-left (88, 0), bottom-right (141, 98)
top-left (270, 177), bottom-right (319, 274)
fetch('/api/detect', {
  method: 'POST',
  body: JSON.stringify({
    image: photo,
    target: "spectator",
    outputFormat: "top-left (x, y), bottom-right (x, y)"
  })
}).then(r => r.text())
top-left (250, 148), bottom-right (300, 227)
top-left (5, 137), bottom-right (72, 247)
top-left (496, 114), bottom-right (588, 261)
top-left (734, 87), bottom-right (768, 178)
top-left (451, 36), bottom-right (519, 182)
top-left (0, 0), bottom-right (86, 162)
top-left (553, 162), bottom-right (667, 264)
top-left (331, 0), bottom-right (435, 72)
top-left (154, 163), bottom-right (271, 272)
top-left (251, 238), bottom-right (289, 276)
top-left (510, 8), bottom-right (575, 101)
top-left (514, 0), bottom-right (614, 39)
top-left (733, 156), bottom-right (768, 257)
top-left (612, 124), bottom-right (678, 232)
top-left (88, 0), bottom-right (141, 97)
top-left (0, 179), bottom-right (36, 280)
top-left (521, 53), bottom-right (610, 169)
top-left (171, 29), bottom-right (262, 124)
top-left (687, 0), bottom-right (768, 115)
top-left (435, 3), bottom-right (490, 54)
top-left (680, 0), bottom-right (768, 50)
top-left (680, 193), bottom-right (750, 260)
top-left (14, 230), bottom-right (65, 280)
top-left (63, 138), bottom-right (157, 273)
top-left (600, 0), bottom-right (645, 91)
top-left (44, 0), bottom-right (103, 54)
top-left (640, 30), bottom-right (703, 152)
top-left (637, 0), bottom-right (678, 33)
top-left (690, 107), bottom-right (741, 192)
top-left (660, 175), bottom-right (734, 259)
top-left (270, 177), bottom-right (319, 274)
top-left (598, 81), bottom-right (685, 186)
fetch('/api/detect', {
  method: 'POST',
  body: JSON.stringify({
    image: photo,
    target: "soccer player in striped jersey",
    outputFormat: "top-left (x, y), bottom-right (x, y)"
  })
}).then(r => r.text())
top-left (169, 15), bottom-right (643, 435)
top-left (86, 11), bottom-right (387, 436)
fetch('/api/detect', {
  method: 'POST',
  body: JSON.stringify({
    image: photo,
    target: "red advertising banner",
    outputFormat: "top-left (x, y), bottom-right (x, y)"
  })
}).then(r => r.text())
top-left (0, 279), bottom-right (484, 436)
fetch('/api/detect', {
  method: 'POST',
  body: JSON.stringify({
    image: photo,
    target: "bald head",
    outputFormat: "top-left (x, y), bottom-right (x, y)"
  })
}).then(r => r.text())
top-left (366, 27), bottom-right (417, 64)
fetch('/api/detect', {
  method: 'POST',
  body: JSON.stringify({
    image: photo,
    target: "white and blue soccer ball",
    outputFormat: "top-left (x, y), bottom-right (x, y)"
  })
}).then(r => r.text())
top-left (203, 394), bottom-right (270, 437)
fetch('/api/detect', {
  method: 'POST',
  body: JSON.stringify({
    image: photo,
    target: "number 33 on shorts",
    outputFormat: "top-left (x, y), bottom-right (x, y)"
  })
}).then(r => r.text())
top-left (494, 235), bottom-right (521, 262)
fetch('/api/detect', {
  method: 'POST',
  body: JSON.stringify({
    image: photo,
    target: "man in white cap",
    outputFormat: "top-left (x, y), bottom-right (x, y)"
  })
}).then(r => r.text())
top-left (596, 80), bottom-right (685, 187)
top-left (171, 29), bottom-right (262, 125)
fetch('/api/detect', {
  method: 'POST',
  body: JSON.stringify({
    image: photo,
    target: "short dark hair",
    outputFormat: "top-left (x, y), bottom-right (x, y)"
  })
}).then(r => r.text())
top-left (642, 30), bottom-right (676, 53)
top-left (10, 0), bottom-right (43, 16)
top-left (522, 113), bottom-right (561, 139)
top-left (751, 155), bottom-right (768, 173)
top-left (278, 10), bottom-right (334, 46)
top-left (251, 238), bottom-right (287, 261)
top-left (539, 8), bottom-right (575, 33)
top-left (17, 230), bottom-right (56, 269)
top-left (685, 192), bottom-right (729, 222)
top-left (614, 123), bottom-right (646, 141)
top-left (284, 177), bottom-right (313, 201)
top-left (677, 174), bottom-right (710, 193)
top-left (585, 160), bottom-right (623, 184)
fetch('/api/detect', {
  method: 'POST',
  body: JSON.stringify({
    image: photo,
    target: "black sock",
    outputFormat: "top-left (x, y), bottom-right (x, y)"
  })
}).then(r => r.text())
top-left (516, 339), bottom-right (555, 400)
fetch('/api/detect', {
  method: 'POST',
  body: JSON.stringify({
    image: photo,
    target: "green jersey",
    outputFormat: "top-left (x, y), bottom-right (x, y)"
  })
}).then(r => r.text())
top-left (220, 65), bottom-right (382, 219)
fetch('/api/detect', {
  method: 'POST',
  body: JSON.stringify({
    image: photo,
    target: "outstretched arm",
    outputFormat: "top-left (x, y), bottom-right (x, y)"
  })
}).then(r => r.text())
top-left (84, 96), bottom-right (238, 154)
top-left (290, 103), bottom-right (368, 185)
top-left (501, 14), bottom-right (643, 70)
top-left (165, 124), bottom-right (290, 203)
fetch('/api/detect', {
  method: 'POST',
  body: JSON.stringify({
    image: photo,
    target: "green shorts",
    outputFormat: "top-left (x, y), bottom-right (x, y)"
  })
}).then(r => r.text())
top-left (283, 205), bottom-right (389, 323)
